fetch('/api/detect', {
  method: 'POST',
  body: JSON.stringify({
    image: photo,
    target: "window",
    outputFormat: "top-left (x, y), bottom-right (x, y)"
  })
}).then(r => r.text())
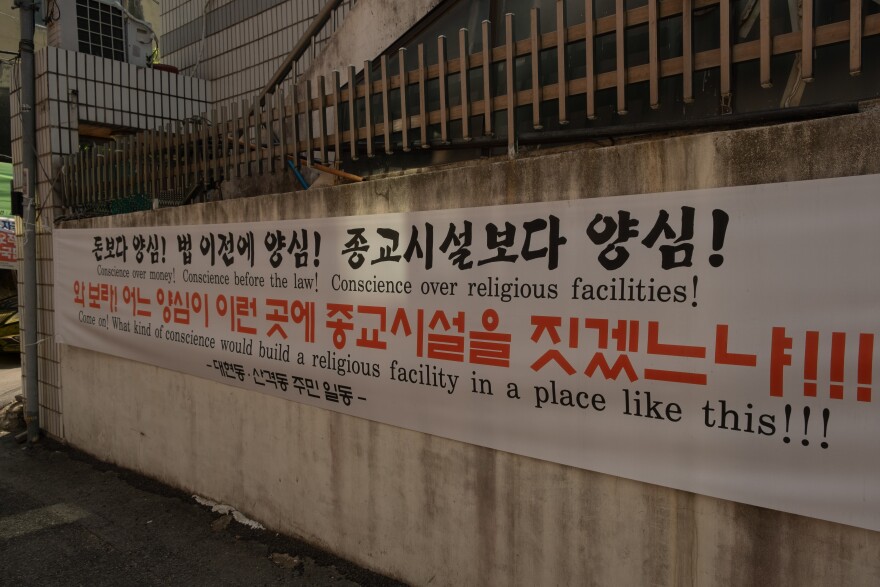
top-left (76, 0), bottom-right (126, 62)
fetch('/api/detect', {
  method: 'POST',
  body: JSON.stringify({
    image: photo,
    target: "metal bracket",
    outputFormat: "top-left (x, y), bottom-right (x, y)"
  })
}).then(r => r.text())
top-left (721, 93), bottom-right (733, 115)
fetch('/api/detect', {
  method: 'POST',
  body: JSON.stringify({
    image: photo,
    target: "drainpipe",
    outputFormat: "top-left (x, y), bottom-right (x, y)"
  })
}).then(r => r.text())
top-left (16, 0), bottom-right (40, 443)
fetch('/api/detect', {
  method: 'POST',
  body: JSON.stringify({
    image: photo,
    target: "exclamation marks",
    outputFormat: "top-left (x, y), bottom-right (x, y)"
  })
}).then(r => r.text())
top-left (709, 209), bottom-right (729, 267)
top-left (782, 404), bottom-right (829, 449)
top-left (821, 408), bottom-right (830, 449)
top-left (313, 231), bottom-right (321, 292)
top-left (783, 404), bottom-right (792, 443)
top-left (161, 235), bottom-right (167, 263)
top-left (858, 333), bottom-right (873, 402)
top-left (313, 231), bottom-right (321, 267)
top-left (830, 332), bottom-right (846, 399)
top-left (803, 331), bottom-right (819, 397)
top-left (797, 331), bottom-right (873, 402)
top-left (691, 276), bottom-right (698, 308)
top-left (801, 406), bottom-right (811, 446)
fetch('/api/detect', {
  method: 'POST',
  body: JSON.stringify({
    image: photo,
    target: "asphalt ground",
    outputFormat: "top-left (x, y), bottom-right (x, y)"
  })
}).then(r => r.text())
top-left (0, 386), bottom-right (405, 586)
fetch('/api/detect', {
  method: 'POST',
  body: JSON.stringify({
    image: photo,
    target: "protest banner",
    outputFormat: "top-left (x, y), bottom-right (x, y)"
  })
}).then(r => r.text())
top-left (54, 174), bottom-right (880, 531)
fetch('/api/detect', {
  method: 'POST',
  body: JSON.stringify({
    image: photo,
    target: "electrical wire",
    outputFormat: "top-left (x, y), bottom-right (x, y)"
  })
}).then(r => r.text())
top-left (43, 0), bottom-right (60, 24)
top-left (190, 0), bottom-right (213, 77)
top-left (33, 145), bottom-right (65, 227)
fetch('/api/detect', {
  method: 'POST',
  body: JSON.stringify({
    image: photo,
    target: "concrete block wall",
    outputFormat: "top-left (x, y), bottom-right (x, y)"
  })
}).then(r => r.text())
top-left (11, 46), bottom-right (211, 195)
top-left (161, 0), bottom-right (355, 106)
top-left (10, 51), bottom-right (66, 439)
top-left (13, 224), bottom-right (61, 437)
top-left (9, 46), bottom-right (211, 439)
top-left (18, 231), bottom-right (62, 437)
top-left (59, 106), bottom-right (880, 585)
top-left (41, 46), bottom-right (210, 134)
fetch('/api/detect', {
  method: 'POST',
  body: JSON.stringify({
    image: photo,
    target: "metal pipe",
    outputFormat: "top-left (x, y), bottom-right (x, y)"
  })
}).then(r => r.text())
top-left (295, 157), bottom-right (363, 183)
top-left (258, 0), bottom-right (345, 106)
top-left (16, 0), bottom-right (40, 443)
top-left (288, 160), bottom-right (311, 189)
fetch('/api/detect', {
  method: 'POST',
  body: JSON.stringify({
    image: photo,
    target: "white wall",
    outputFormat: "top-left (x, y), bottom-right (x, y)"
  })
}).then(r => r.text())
top-left (59, 106), bottom-right (880, 585)
top-left (161, 0), bottom-right (356, 105)
top-left (301, 0), bottom-right (445, 88)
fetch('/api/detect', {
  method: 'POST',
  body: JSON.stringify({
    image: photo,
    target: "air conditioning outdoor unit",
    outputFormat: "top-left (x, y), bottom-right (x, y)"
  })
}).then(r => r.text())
top-left (49, 0), bottom-right (155, 67)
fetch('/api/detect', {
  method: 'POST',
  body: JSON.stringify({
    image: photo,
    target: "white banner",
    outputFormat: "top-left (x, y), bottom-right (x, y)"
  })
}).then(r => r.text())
top-left (54, 175), bottom-right (880, 531)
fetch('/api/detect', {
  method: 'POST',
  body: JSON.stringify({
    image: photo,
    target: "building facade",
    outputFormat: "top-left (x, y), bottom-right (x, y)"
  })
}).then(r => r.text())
top-left (10, 0), bottom-right (880, 584)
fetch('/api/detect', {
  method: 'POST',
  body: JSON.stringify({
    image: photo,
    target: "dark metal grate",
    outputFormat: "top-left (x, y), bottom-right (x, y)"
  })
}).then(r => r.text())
top-left (75, 0), bottom-right (125, 62)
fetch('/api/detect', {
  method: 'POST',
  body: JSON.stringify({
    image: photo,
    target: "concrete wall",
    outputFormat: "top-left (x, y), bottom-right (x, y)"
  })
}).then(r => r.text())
top-left (60, 107), bottom-right (880, 586)
top-left (301, 0), bottom-right (445, 88)
top-left (160, 0), bottom-right (356, 105)
top-left (159, 0), bottom-right (441, 110)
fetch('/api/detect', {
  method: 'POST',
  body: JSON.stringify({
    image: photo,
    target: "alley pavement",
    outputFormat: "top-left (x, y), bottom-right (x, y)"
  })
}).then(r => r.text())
top-left (0, 406), bottom-right (403, 586)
